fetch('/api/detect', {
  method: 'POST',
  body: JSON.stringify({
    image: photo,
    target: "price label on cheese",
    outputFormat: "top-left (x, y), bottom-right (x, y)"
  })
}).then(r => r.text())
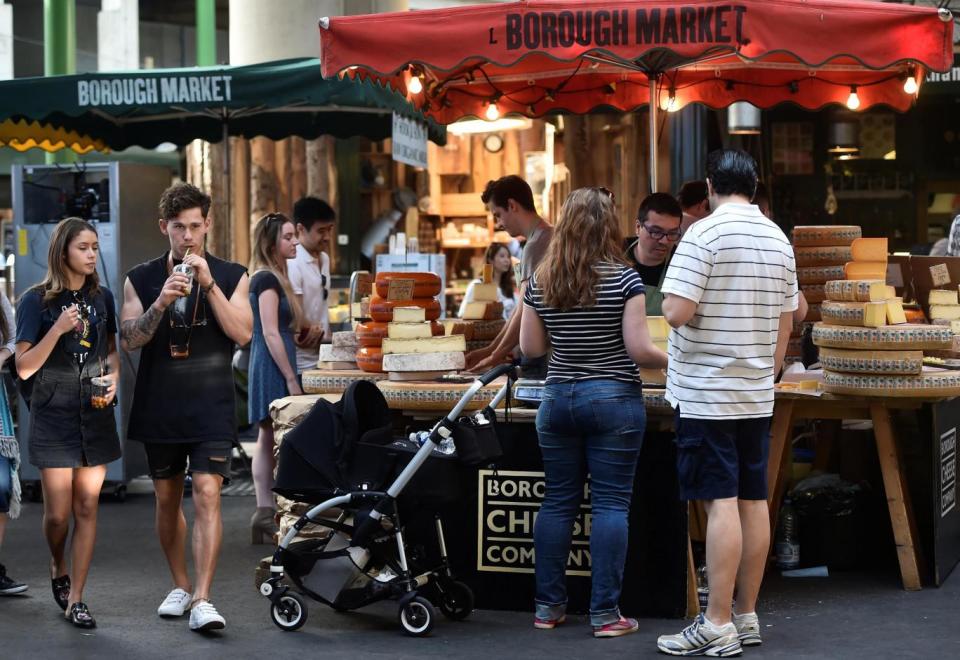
top-left (931, 263), bottom-right (951, 287)
top-left (386, 278), bottom-right (416, 300)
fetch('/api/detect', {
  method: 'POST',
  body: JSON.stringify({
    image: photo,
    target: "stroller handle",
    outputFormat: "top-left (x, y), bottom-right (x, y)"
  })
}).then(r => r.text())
top-left (477, 363), bottom-right (517, 387)
top-left (442, 364), bottom-right (517, 423)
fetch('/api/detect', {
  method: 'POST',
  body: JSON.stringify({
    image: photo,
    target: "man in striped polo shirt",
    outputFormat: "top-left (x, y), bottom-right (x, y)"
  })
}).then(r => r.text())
top-left (656, 150), bottom-right (797, 657)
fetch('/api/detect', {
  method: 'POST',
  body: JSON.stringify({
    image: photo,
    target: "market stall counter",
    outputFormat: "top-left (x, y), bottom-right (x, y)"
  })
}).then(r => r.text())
top-left (296, 370), bottom-right (691, 619)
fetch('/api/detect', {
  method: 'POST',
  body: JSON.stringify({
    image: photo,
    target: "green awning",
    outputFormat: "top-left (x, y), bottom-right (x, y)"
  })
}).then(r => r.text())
top-left (0, 57), bottom-right (445, 151)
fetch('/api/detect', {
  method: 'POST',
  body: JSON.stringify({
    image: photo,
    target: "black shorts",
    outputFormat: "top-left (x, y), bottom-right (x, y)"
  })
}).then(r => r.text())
top-left (673, 409), bottom-right (771, 501)
top-left (143, 440), bottom-right (233, 484)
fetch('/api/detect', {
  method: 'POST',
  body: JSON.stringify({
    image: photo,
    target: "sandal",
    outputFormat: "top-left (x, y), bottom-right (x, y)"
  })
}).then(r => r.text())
top-left (67, 602), bottom-right (96, 629)
top-left (51, 575), bottom-right (71, 611)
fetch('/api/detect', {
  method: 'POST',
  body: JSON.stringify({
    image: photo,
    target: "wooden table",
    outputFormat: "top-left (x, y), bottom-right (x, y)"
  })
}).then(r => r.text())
top-left (767, 392), bottom-right (949, 591)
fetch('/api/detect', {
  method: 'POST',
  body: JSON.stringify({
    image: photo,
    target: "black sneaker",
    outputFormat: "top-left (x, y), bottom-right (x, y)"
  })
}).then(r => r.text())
top-left (0, 563), bottom-right (28, 596)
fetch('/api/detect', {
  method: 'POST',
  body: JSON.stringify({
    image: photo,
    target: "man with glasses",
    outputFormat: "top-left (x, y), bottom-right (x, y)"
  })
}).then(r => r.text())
top-left (288, 197), bottom-right (335, 383)
top-left (624, 193), bottom-right (684, 316)
top-left (120, 182), bottom-right (253, 632)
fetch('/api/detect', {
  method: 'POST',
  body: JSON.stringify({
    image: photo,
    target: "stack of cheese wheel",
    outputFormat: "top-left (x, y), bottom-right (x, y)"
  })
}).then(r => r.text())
top-left (926, 288), bottom-right (960, 353)
top-left (458, 268), bottom-right (504, 321)
top-left (317, 330), bottom-right (359, 369)
top-left (790, 225), bottom-right (862, 364)
top-left (382, 305), bottom-right (467, 378)
top-left (355, 272), bottom-right (443, 373)
top-left (814, 275), bottom-right (957, 395)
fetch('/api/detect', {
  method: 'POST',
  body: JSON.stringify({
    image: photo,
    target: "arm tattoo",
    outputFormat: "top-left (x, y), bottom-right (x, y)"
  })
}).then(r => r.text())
top-left (121, 305), bottom-right (164, 349)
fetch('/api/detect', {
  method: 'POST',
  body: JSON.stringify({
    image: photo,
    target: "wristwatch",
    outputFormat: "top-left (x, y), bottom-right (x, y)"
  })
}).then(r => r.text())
top-left (202, 280), bottom-right (217, 295)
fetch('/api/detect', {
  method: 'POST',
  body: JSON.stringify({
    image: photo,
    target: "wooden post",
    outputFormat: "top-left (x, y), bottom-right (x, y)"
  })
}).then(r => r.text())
top-left (250, 136), bottom-right (277, 236)
top-left (290, 137), bottom-right (308, 207)
top-left (306, 136), bottom-right (338, 210)
top-left (275, 138), bottom-right (291, 215)
top-left (232, 137), bottom-right (251, 267)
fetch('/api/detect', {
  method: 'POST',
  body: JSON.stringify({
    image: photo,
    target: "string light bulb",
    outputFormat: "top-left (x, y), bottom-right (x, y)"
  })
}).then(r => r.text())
top-left (408, 74), bottom-right (423, 95)
top-left (485, 100), bottom-right (501, 121)
top-left (846, 86), bottom-right (861, 111)
top-left (903, 74), bottom-right (919, 95)
top-left (664, 89), bottom-right (679, 113)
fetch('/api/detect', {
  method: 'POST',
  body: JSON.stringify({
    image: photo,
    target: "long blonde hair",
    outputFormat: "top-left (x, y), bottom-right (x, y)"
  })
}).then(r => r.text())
top-left (535, 187), bottom-right (627, 310)
top-left (38, 217), bottom-right (102, 303)
top-left (250, 213), bottom-right (302, 329)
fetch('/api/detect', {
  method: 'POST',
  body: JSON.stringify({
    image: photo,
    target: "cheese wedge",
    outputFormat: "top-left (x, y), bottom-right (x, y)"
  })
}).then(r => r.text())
top-left (844, 261), bottom-right (887, 281)
top-left (471, 283), bottom-right (500, 302)
top-left (930, 304), bottom-right (960, 321)
top-left (393, 306), bottom-right (426, 323)
top-left (824, 280), bottom-right (893, 303)
top-left (442, 319), bottom-right (472, 339)
top-left (387, 322), bottom-right (435, 340)
top-left (820, 301), bottom-right (887, 327)
top-left (850, 237), bottom-right (888, 262)
top-left (381, 334), bottom-right (467, 355)
top-left (885, 299), bottom-right (907, 325)
top-left (319, 344), bottom-right (357, 363)
top-left (462, 301), bottom-right (504, 320)
top-left (381, 350), bottom-right (466, 372)
top-left (331, 331), bottom-right (358, 348)
top-left (930, 289), bottom-right (959, 306)
top-left (647, 316), bottom-right (671, 340)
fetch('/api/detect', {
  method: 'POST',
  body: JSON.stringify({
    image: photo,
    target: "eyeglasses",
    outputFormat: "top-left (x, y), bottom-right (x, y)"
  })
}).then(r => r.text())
top-left (639, 221), bottom-right (682, 241)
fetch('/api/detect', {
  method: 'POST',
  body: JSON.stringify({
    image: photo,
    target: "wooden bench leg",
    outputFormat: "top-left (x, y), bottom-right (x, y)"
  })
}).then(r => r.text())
top-left (686, 530), bottom-right (700, 618)
top-left (870, 404), bottom-right (922, 591)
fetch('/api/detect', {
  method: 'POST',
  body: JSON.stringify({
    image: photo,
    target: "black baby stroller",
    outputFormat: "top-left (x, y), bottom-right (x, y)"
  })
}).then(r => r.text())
top-left (260, 364), bottom-right (515, 636)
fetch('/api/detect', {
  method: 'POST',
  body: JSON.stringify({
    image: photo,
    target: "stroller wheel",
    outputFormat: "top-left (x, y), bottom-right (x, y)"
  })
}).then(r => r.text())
top-left (437, 580), bottom-right (474, 621)
top-left (270, 592), bottom-right (308, 631)
top-left (398, 596), bottom-right (435, 637)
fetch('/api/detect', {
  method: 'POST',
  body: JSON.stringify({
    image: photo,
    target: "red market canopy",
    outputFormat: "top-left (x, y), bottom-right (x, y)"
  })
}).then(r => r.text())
top-left (320, 0), bottom-right (954, 190)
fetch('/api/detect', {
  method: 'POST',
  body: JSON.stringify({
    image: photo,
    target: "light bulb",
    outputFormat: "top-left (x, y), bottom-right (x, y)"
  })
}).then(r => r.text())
top-left (664, 93), bottom-right (679, 113)
top-left (846, 88), bottom-right (860, 111)
top-left (408, 75), bottom-right (423, 95)
top-left (903, 75), bottom-right (918, 95)
top-left (485, 101), bottom-right (500, 121)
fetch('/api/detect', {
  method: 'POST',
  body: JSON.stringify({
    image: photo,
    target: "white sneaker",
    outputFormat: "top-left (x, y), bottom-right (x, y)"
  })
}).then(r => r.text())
top-left (189, 600), bottom-right (226, 631)
top-left (733, 612), bottom-right (762, 646)
top-left (157, 588), bottom-right (192, 618)
top-left (657, 613), bottom-right (742, 657)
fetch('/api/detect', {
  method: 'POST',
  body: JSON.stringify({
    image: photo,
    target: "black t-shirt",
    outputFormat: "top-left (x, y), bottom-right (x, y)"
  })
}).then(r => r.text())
top-left (623, 237), bottom-right (667, 288)
top-left (16, 286), bottom-right (117, 366)
top-left (126, 252), bottom-right (247, 444)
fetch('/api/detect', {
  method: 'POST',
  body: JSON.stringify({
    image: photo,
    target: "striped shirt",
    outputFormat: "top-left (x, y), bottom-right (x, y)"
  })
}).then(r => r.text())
top-left (524, 262), bottom-right (645, 385)
top-left (661, 203), bottom-right (798, 419)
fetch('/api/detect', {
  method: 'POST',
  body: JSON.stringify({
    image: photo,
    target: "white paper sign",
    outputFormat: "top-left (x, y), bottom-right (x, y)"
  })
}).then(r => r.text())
top-left (392, 113), bottom-right (428, 168)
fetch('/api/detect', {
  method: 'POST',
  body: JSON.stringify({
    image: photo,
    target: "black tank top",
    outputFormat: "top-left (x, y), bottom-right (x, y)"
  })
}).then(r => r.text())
top-left (127, 252), bottom-right (247, 443)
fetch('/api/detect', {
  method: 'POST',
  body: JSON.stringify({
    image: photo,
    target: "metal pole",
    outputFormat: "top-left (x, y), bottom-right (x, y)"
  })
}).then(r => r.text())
top-left (44, 0), bottom-right (75, 164)
top-left (195, 0), bottom-right (216, 66)
top-left (648, 75), bottom-right (658, 193)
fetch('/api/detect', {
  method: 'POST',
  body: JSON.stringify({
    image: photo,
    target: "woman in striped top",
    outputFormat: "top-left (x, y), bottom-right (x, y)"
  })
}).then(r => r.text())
top-left (521, 187), bottom-right (668, 638)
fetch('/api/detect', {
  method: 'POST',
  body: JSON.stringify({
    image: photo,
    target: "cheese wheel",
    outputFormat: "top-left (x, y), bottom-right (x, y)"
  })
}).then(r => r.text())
top-left (356, 346), bottom-right (384, 373)
top-left (319, 344), bottom-right (357, 363)
top-left (904, 307), bottom-right (926, 324)
top-left (818, 347), bottom-right (923, 375)
top-left (797, 265), bottom-right (846, 285)
top-left (823, 280), bottom-right (893, 303)
top-left (822, 369), bottom-right (960, 398)
top-left (331, 331), bottom-right (358, 348)
top-left (791, 225), bottom-right (862, 247)
top-left (794, 245), bottom-right (853, 267)
top-left (820, 301), bottom-right (887, 327)
top-left (356, 321), bottom-right (388, 347)
top-left (302, 369), bottom-right (386, 394)
top-left (930, 304), bottom-right (960, 321)
top-left (369, 296), bottom-right (441, 323)
top-left (804, 304), bottom-right (821, 323)
top-left (800, 284), bottom-right (826, 304)
top-left (850, 237), bottom-right (888, 262)
top-left (811, 323), bottom-right (953, 350)
top-left (374, 271), bottom-right (442, 299)
top-left (470, 318), bottom-right (506, 341)
top-left (929, 289), bottom-right (959, 306)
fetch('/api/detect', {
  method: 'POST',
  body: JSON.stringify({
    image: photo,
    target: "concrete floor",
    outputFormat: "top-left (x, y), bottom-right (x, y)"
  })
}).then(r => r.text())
top-left (1, 489), bottom-right (958, 659)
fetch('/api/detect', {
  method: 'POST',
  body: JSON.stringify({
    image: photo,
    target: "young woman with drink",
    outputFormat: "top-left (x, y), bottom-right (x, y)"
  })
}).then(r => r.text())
top-left (247, 213), bottom-right (301, 543)
top-left (15, 217), bottom-right (120, 628)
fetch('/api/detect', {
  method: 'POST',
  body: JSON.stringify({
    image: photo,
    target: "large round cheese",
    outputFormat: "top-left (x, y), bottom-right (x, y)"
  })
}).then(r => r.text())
top-left (794, 245), bottom-right (853, 267)
top-left (797, 265), bottom-right (846, 285)
top-left (356, 346), bottom-right (384, 373)
top-left (818, 347), bottom-right (923, 375)
top-left (374, 271), bottom-right (442, 299)
top-left (356, 321), bottom-right (388, 347)
top-left (368, 296), bottom-right (441, 323)
top-left (791, 225), bottom-right (862, 247)
top-left (302, 369), bottom-right (386, 394)
top-left (801, 284), bottom-right (826, 304)
top-left (822, 369), bottom-right (960, 398)
top-left (812, 323), bottom-right (953, 350)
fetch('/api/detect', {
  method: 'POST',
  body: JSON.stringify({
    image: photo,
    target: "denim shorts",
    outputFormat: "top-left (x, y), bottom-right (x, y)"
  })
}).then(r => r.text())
top-left (0, 454), bottom-right (11, 514)
top-left (143, 440), bottom-right (233, 484)
top-left (674, 409), bottom-right (771, 501)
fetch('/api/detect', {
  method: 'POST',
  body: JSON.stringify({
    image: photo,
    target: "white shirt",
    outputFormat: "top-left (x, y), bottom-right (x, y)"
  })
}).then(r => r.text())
top-left (661, 202), bottom-right (798, 420)
top-left (287, 243), bottom-right (330, 373)
top-left (457, 279), bottom-right (518, 321)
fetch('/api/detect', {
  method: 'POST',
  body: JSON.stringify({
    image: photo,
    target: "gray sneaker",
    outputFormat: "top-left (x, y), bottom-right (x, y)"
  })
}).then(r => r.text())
top-left (0, 564), bottom-right (28, 596)
top-left (732, 612), bottom-right (761, 646)
top-left (657, 613), bottom-right (743, 657)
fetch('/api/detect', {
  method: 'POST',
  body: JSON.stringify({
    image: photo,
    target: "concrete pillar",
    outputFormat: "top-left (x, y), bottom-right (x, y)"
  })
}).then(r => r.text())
top-left (195, 0), bottom-right (216, 66)
top-left (44, 0), bottom-right (75, 76)
top-left (97, 0), bottom-right (137, 71)
top-left (0, 2), bottom-right (12, 81)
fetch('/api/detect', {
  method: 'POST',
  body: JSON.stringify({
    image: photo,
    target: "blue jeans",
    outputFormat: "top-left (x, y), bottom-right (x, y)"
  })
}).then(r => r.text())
top-left (533, 379), bottom-right (646, 626)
